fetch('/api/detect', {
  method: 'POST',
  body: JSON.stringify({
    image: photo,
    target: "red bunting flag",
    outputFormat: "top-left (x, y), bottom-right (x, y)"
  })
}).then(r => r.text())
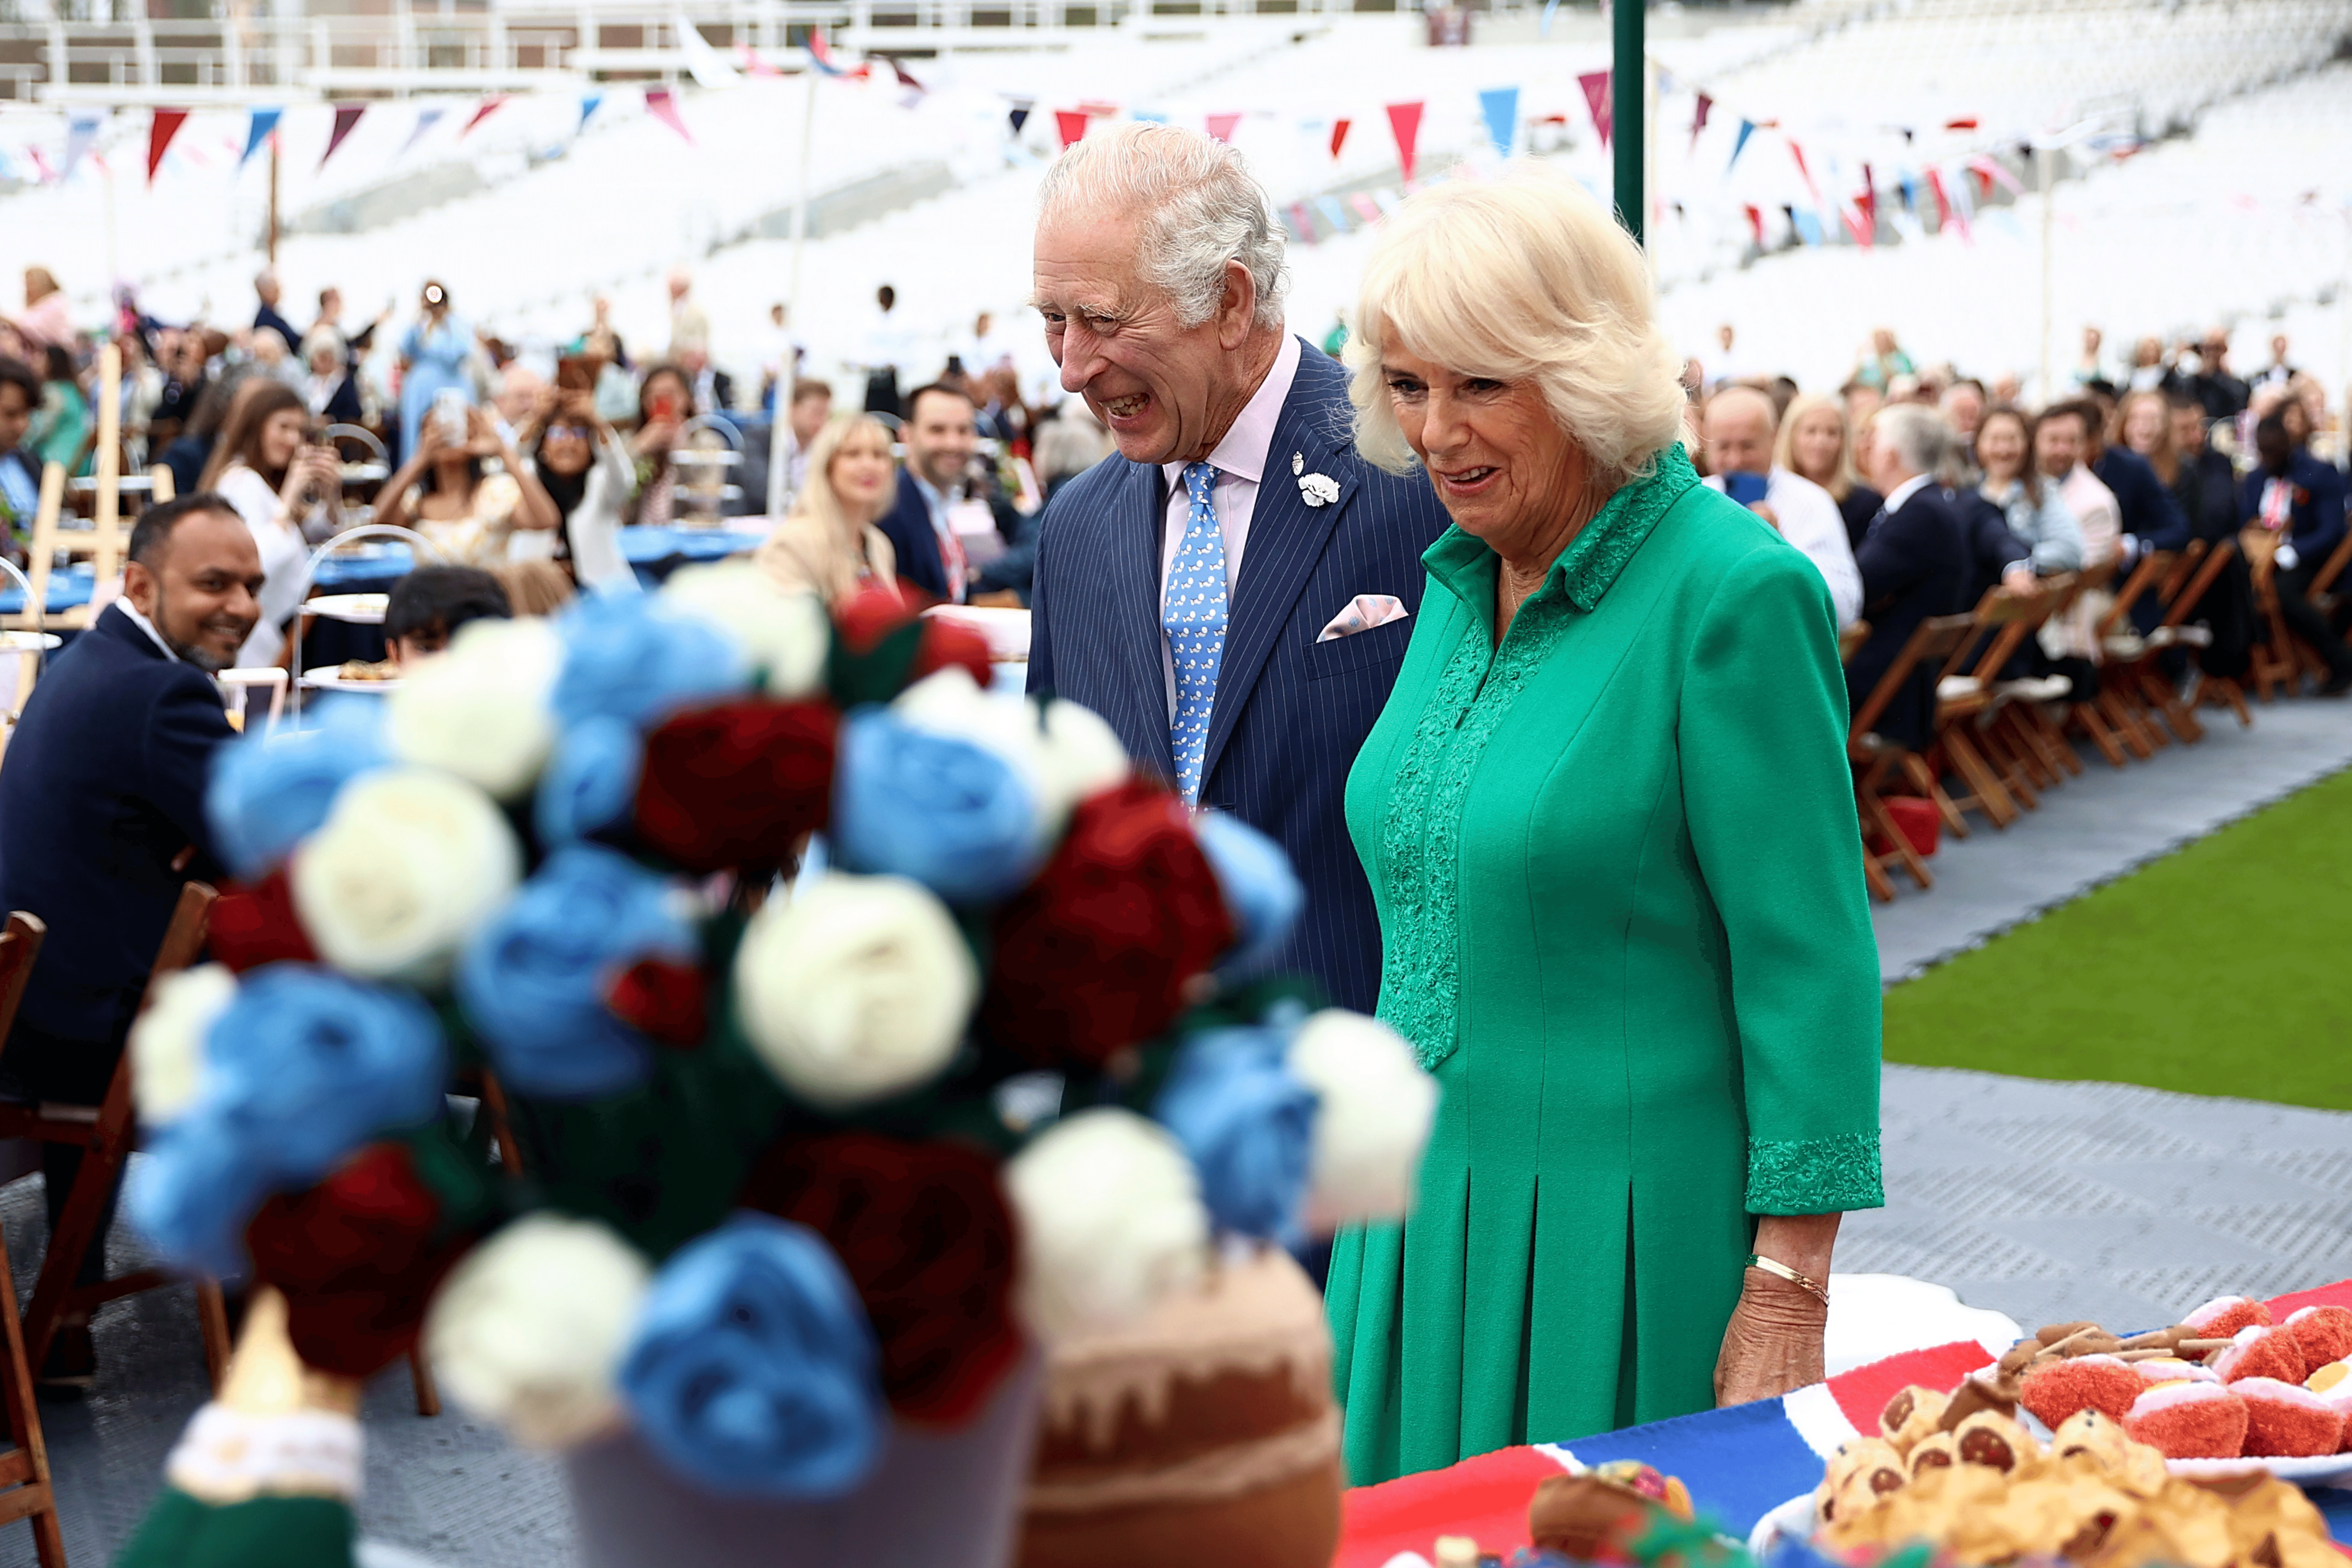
top-left (1857, 162), bottom-right (1877, 248)
top-left (147, 107), bottom-right (188, 186)
top-left (644, 88), bottom-right (694, 145)
top-left (1788, 138), bottom-right (1820, 205)
top-left (1386, 101), bottom-right (1424, 183)
top-left (321, 103), bottom-right (366, 169)
top-left (1690, 93), bottom-right (1712, 151)
top-left (1924, 165), bottom-right (1956, 233)
top-left (1330, 117), bottom-right (1351, 158)
top-left (1205, 112), bottom-right (1241, 143)
top-left (737, 42), bottom-right (781, 78)
top-left (1577, 70), bottom-right (1611, 147)
top-left (1054, 110), bottom-right (1089, 149)
top-left (461, 95), bottom-right (509, 138)
top-left (1944, 117), bottom-right (1979, 131)
top-left (1742, 203), bottom-right (1765, 247)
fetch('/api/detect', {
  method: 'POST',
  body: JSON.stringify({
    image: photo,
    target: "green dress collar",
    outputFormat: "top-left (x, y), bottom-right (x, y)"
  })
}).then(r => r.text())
top-left (1423, 442), bottom-right (1701, 637)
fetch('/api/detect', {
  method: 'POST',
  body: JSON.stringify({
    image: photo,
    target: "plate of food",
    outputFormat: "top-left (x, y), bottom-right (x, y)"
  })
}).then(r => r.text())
top-left (304, 592), bottom-right (390, 623)
top-left (302, 661), bottom-right (401, 692)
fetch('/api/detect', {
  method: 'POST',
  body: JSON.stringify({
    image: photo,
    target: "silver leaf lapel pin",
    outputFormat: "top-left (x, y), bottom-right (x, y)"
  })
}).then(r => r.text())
top-left (1291, 452), bottom-right (1305, 476)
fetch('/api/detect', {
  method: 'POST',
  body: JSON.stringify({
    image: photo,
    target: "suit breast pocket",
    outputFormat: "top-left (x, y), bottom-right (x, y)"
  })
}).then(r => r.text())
top-left (1303, 612), bottom-right (1414, 681)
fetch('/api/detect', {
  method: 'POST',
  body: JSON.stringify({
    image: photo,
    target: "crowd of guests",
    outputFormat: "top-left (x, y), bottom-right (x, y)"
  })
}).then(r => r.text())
top-left (0, 260), bottom-right (1132, 672)
top-left (1678, 328), bottom-right (2352, 743)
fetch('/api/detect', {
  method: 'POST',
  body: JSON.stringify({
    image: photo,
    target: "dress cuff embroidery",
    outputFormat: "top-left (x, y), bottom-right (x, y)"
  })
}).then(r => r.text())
top-left (1745, 1131), bottom-right (1884, 1214)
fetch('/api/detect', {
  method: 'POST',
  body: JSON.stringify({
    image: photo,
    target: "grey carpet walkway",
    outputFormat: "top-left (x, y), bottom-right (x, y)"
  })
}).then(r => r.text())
top-left (1870, 695), bottom-right (2352, 984)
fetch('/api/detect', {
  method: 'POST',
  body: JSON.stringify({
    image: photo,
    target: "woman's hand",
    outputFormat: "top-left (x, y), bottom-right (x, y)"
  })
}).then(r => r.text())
top-left (1713, 1269), bottom-right (1826, 1406)
top-left (632, 417), bottom-right (679, 461)
top-left (1715, 1211), bottom-right (1840, 1408)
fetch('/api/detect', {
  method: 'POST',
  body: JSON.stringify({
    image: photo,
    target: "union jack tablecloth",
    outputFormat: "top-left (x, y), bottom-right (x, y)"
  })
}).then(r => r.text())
top-left (1337, 1279), bottom-right (2352, 1567)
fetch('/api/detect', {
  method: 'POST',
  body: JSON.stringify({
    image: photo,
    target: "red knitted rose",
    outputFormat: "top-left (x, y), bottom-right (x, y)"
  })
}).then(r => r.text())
top-left (209, 869), bottom-right (318, 972)
top-left (634, 701), bottom-right (838, 873)
top-left (740, 1132), bottom-right (1022, 1425)
top-left (604, 957), bottom-right (709, 1048)
top-left (910, 618), bottom-right (992, 691)
top-left (980, 778), bottom-right (1234, 1070)
top-left (245, 1142), bottom-right (468, 1378)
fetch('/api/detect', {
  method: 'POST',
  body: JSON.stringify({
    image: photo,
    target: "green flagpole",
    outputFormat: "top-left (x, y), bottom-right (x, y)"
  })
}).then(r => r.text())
top-left (1612, 0), bottom-right (1644, 247)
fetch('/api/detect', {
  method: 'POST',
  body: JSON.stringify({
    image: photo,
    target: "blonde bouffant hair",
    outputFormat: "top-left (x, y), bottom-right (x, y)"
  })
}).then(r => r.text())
top-left (1344, 169), bottom-right (1686, 491)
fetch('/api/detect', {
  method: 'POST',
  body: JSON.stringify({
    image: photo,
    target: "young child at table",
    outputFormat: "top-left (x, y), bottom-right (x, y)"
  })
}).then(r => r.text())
top-left (384, 566), bottom-right (511, 666)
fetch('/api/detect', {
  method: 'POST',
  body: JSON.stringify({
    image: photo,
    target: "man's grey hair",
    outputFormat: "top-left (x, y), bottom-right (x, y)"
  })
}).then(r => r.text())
top-left (1038, 123), bottom-right (1288, 330)
top-left (1872, 402), bottom-right (1950, 478)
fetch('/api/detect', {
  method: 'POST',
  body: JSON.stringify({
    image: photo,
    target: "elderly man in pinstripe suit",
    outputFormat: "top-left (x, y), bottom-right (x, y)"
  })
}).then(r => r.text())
top-left (1027, 123), bottom-right (1450, 1014)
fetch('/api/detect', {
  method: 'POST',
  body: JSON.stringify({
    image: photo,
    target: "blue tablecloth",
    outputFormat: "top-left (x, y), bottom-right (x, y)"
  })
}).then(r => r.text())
top-left (0, 565), bottom-right (98, 616)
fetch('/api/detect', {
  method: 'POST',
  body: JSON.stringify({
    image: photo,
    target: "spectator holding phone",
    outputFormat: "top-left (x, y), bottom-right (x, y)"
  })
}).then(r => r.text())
top-left (376, 400), bottom-right (560, 566)
top-left (520, 378), bottom-right (635, 584)
top-left (626, 363), bottom-right (692, 527)
top-left (198, 379), bottom-right (342, 666)
top-left (1702, 386), bottom-right (1863, 626)
top-left (396, 279), bottom-right (475, 463)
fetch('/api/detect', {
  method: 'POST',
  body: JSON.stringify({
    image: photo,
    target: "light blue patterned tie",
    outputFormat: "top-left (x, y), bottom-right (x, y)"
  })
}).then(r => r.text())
top-left (1165, 461), bottom-right (1229, 805)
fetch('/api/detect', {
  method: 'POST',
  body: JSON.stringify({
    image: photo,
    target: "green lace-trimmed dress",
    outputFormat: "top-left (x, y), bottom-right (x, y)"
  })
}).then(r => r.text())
top-left (1325, 444), bottom-right (1884, 1486)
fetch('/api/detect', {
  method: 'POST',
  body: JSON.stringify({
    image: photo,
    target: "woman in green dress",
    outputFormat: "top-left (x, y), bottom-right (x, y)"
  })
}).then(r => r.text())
top-left (1324, 171), bottom-right (1885, 1486)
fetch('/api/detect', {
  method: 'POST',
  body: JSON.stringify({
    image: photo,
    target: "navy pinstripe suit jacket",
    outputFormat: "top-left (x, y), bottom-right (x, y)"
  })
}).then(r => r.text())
top-left (1027, 342), bottom-right (1452, 1013)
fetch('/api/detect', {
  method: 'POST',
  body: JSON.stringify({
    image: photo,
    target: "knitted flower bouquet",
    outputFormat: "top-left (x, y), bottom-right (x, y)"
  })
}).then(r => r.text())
top-left (116, 565), bottom-right (1437, 1564)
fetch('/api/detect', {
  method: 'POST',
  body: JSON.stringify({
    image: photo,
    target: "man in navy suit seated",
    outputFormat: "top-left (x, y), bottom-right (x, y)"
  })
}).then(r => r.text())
top-left (1025, 122), bottom-right (1451, 1016)
top-left (0, 492), bottom-right (261, 1390)
top-left (876, 381), bottom-right (1038, 605)
top-left (1845, 404), bottom-right (1971, 750)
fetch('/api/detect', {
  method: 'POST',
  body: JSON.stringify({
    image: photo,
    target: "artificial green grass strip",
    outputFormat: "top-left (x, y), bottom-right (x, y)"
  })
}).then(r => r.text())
top-left (1881, 764), bottom-right (2352, 1110)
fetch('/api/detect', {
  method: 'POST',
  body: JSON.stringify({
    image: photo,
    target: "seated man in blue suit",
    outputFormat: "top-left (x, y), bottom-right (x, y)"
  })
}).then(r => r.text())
top-left (0, 491), bottom-right (261, 1390)
top-left (1844, 404), bottom-right (1971, 750)
top-left (1025, 122), bottom-right (1452, 1016)
top-left (877, 381), bottom-right (1038, 605)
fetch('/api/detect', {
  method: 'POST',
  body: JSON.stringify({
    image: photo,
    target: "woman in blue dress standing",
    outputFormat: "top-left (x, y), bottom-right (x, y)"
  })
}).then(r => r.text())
top-left (397, 280), bottom-right (476, 463)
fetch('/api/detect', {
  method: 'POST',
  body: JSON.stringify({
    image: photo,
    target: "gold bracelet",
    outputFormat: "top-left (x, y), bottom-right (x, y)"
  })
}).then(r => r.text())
top-left (1747, 1253), bottom-right (1831, 1308)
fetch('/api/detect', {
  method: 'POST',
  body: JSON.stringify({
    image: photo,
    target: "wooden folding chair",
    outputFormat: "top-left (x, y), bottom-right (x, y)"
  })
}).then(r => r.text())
top-left (0, 887), bottom-right (235, 1388)
top-left (0, 924), bottom-right (65, 1565)
top-left (2084, 549), bottom-right (2177, 759)
top-left (2155, 539), bottom-right (2254, 727)
top-left (1928, 579), bottom-right (2075, 832)
top-left (1849, 612), bottom-right (1978, 900)
top-left (2102, 539), bottom-right (2224, 744)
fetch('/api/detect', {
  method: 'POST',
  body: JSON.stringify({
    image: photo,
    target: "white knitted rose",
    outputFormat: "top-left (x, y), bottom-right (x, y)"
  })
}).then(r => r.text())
top-left (1037, 697), bottom-right (1131, 814)
top-left (1004, 1109), bottom-right (1210, 1343)
top-left (384, 615), bottom-right (564, 800)
top-left (423, 1214), bottom-right (650, 1449)
top-left (732, 872), bottom-right (977, 1110)
top-left (658, 561), bottom-right (829, 698)
top-left (290, 767), bottom-right (522, 984)
top-left (1287, 1009), bottom-right (1439, 1232)
top-left (129, 963), bottom-right (237, 1127)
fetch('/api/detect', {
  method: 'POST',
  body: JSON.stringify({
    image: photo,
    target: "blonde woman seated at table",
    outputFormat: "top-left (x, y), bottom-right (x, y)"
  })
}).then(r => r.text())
top-left (376, 404), bottom-right (561, 567)
top-left (198, 379), bottom-right (343, 667)
top-left (755, 414), bottom-right (901, 606)
top-left (1325, 169), bottom-right (1884, 1486)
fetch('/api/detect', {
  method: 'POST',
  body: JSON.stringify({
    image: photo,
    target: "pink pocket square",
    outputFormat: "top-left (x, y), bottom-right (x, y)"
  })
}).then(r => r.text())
top-left (1318, 593), bottom-right (1411, 643)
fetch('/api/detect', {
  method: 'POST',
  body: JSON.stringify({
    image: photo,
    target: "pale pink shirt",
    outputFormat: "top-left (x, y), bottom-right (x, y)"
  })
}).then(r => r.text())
top-left (1155, 330), bottom-right (1302, 716)
top-left (2059, 465), bottom-right (2122, 565)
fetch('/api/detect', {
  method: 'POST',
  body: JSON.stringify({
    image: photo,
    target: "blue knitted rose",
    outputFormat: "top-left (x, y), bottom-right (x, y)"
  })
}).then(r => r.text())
top-left (617, 1214), bottom-right (885, 1499)
top-left (831, 710), bottom-right (1046, 906)
top-left (1192, 811), bottom-right (1305, 979)
top-left (551, 592), bottom-right (750, 733)
top-left (205, 698), bottom-right (388, 880)
top-left (534, 715), bottom-right (645, 847)
top-left (456, 845), bottom-right (692, 1099)
top-left (202, 963), bottom-right (449, 1187)
top-left (1151, 1023), bottom-right (1319, 1245)
top-left (127, 1114), bottom-right (272, 1277)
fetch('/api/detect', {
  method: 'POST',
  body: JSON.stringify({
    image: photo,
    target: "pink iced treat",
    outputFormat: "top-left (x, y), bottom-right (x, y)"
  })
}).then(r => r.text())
top-left (2212, 1325), bottom-right (2307, 1387)
top-left (2132, 1357), bottom-right (2219, 1387)
top-left (2125, 1381), bottom-right (2249, 1459)
top-left (2235, 1376), bottom-right (2346, 1458)
top-left (2284, 1305), bottom-right (2352, 1370)
top-left (2184, 1296), bottom-right (2273, 1341)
